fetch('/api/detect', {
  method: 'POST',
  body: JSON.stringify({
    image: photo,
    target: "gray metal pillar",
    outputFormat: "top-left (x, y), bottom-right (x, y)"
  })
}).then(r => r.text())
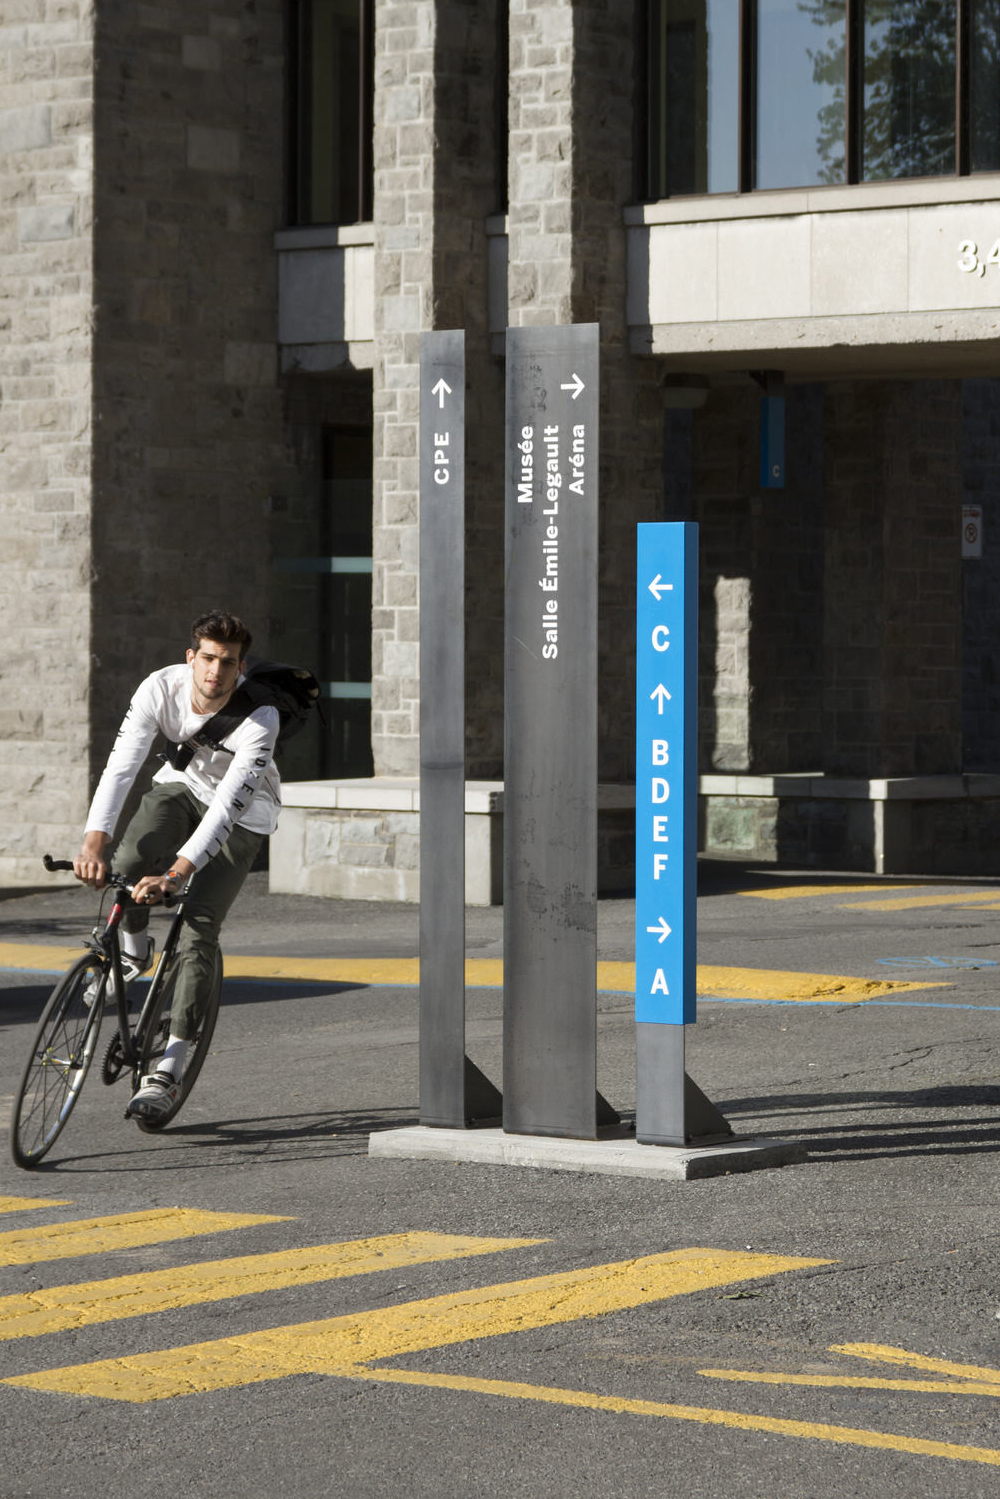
top-left (502, 323), bottom-right (603, 1139)
top-left (418, 330), bottom-right (501, 1128)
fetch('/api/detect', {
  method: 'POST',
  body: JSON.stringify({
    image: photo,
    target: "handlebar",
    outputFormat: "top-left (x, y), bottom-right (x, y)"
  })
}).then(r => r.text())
top-left (42, 854), bottom-right (186, 907)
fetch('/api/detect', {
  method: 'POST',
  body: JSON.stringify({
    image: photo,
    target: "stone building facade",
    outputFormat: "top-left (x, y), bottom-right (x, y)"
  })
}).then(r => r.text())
top-left (3, 1), bottom-right (1000, 889)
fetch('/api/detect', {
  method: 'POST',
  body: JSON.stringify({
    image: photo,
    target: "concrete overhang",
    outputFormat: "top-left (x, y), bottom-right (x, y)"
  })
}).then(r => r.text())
top-left (626, 175), bottom-right (1000, 383)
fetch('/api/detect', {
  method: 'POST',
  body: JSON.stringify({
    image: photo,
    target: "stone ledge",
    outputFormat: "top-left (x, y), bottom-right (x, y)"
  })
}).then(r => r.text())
top-left (280, 777), bottom-right (502, 814)
top-left (625, 173), bottom-right (1000, 226)
top-left (280, 778), bottom-right (636, 814)
top-left (273, 222), bottom-right (375, 251)
top-left (269, 778), bottom-right (636, 904)
top-left (698, 772), bottom-right (1000, 801)
top-left (368, 1125), bottom-right (807, 1181)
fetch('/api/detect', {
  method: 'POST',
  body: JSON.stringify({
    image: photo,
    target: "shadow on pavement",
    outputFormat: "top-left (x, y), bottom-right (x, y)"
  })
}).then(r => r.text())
top-left (723, 1083), bottom-right (1000, 1160)
top-left (20, 1089), bottom-right (1000, 1175)
top-left (695, 857), bottom-right (1000, 897)
top-left (14, 1106), bottom-right (419, 1176)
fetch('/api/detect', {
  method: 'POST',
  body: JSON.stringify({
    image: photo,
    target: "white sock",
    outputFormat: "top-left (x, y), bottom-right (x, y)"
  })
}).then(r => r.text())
top-left (160, 1035), bottom-right (188, 1079)
top-left (123, 930), bottom-right (150, 960)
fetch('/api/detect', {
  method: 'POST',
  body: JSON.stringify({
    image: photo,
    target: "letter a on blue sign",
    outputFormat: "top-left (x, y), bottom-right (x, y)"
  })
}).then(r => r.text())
top-left (635, 523), bottom-right (697, 1025)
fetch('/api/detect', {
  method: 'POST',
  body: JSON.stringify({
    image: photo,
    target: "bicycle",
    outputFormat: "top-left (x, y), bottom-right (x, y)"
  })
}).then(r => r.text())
top-left (9, 855), bottom-right (221, 1169)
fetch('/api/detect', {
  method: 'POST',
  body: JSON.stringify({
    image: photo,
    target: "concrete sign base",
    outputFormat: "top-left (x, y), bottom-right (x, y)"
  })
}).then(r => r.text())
top-left (369, 1125), bottom-right (807, 1182)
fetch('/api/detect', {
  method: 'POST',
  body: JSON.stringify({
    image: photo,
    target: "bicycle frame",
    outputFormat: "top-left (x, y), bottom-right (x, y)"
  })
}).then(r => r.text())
top-left (87, 880), bottom-right (186, 1077)
top-left (12, 857), bottom-right (217, 1167)
top-left (38, 856), bottom-right (188, 1081)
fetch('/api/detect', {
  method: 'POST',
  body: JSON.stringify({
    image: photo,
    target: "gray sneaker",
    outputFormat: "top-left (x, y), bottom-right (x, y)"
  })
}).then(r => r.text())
top-left (127, 1069), bottom-right (179, 1121)
top-left (87, 937), bottom-right (154, 1009)
top-left (82, 967), bottom-right (108, 1009)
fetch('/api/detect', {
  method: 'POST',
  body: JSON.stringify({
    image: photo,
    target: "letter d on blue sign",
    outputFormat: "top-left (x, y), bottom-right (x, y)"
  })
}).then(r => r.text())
top-left (635, 523), bottom-right (698, 1025)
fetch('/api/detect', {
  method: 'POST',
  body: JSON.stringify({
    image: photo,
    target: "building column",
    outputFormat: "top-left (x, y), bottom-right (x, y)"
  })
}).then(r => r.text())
top-left (372, 0), bottom-right (502, 779)
top-left (507, 0), bottom-right (663, 782)
top-left (0, 4), bottom-right (95, 880)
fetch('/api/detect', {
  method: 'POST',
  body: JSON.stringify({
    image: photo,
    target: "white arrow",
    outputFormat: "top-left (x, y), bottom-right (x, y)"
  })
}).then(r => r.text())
top-left (646, 918), bottom-right (672, 943)
top-left (648, 574), bottom-right (673, 600)
top-left (432, 378), bottom-right (452, 408)
top-left (560, 373), bottom-right (585, 400)
top-left (650, 684), bottom-right (672, 713)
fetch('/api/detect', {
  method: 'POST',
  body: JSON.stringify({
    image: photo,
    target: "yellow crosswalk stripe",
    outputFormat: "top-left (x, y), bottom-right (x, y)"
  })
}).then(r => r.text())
top-left (0, 1232), bottom-right (541, 1341)
top-left (0, 1197), bottom-right (71, 1216)
top-left (840, 891), bottom-right (1000, 912)
top-left (0, 1208), bottom-right (289, 1267)
top-left (361, 1368), bottom-right (1000, 1470)
top-left (695, 965), bottom-right (941, 1003)
top-left (738, 884), bottom-right (920, 901)
top-left (833, 1342), bottom-right (1000, 1385)
top-left (0, 941), bottom-right (948, 1000)
top-left (3, 1246), bottom-right (829, 1401)
top-left (701, 1343), bottom-right (1000, 1395)
top-left (0, 941), bottom-right (82, 971)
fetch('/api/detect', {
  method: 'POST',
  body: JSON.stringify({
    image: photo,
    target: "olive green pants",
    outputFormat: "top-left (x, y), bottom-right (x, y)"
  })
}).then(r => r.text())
top-left (114, 781), bottom-right (262, 1041)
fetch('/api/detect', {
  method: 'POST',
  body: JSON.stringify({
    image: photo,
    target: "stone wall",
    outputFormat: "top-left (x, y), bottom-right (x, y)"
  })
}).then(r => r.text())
top-left (694, 380), bottom-right (962, 786)
top-left (823, 381), bottom-right (963, 778)
top-left (432, 1), bottom-right (505, 783)
top-left (745, 384), bottom-right (825, 772)
top-left (507, 0), bottom-right (663, 783)
top-left (371, 0), bottom-right (432, 778)
top-left (89, 0), bottom-right (290, 770)
top-left (961, 379), bottom-right (1000, 771)
top-left (372, 0), bottom-right (501, 780)
top-left (0, 1), bottom-right (95, 879)
top-left (693, 382), bottom-right (825, 776)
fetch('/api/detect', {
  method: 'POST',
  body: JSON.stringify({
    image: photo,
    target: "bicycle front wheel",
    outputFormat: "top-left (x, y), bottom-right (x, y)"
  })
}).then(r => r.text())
top-left (10, 955), bottom-right (107, 1168)
top-left (135, 950), bottom-right (221, 1132)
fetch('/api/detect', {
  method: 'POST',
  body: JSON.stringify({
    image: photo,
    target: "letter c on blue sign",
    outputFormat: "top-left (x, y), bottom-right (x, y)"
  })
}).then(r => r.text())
top-left (652, 625), bottom-right (670, 652)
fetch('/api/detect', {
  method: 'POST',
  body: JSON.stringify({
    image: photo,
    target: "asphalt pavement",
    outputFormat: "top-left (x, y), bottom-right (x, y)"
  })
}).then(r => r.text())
top-left (3, 861), bottom-right (1000, 1498)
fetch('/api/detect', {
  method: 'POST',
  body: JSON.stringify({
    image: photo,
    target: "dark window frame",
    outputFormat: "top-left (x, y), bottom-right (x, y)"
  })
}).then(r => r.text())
top-left (642, 0), bottom-right (983, 200)
top-left (288, 0), bottom-right (374, 227)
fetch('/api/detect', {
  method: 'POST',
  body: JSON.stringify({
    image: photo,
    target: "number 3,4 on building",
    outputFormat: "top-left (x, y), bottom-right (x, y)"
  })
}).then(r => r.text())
top-left (957, 240), bottom-right (1000, 278)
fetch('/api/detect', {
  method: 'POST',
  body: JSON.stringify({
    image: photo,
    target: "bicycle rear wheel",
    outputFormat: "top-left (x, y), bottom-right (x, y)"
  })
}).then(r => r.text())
top-left (135, 949), bottom-right (221, 1131)
top-left (10, 955), bottom-right (107, 1168)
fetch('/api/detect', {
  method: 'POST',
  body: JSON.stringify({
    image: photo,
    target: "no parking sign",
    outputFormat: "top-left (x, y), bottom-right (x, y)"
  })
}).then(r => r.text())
top-left (962, 504), bottom-right (983, 559)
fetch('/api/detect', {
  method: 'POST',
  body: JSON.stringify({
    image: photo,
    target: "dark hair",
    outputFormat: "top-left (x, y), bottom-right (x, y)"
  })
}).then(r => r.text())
top-left (190, 610), bottom-right (252, 656)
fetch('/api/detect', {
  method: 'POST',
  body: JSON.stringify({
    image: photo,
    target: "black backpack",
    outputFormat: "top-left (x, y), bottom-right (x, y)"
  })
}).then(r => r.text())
top-left (162, 658), bottom-right (322, 771)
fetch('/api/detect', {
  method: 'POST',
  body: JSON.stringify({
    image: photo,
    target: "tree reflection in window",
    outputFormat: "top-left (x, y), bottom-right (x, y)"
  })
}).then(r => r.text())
top-left (643, 0), bottom-right (1000, 197)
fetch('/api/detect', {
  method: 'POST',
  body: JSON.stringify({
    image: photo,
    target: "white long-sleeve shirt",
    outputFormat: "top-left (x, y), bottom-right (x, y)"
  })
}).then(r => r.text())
top-left (85, 663), bottom-right (281, 870)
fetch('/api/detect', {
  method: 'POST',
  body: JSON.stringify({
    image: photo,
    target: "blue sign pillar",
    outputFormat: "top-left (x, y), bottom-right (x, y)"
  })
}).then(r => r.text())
top-left (635, 522), bottom-right (732, 1147)
top-left (635, 522), bottom-right (698, 1027)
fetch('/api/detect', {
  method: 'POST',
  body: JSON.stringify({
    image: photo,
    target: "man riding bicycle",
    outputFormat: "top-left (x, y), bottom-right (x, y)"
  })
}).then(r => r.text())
top-left (73, 610), bottom-right (280, 1122)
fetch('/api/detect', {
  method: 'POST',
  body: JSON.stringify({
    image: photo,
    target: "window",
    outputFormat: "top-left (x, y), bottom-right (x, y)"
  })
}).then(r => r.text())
top-left (644, 0), bottom-right (1000, 196)
top-left (290, 0), bottom-right (374, 225)
top-left (969, 0), bottom-right (1000, 170)
top-left (319, 425), bottom-right (374, 778)
top-left (757, 0), bottom-right (847, 189)
top-left (647, 0), bottom-right (739, 195)
top-left (271, 418), bottom-right (374, 780)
